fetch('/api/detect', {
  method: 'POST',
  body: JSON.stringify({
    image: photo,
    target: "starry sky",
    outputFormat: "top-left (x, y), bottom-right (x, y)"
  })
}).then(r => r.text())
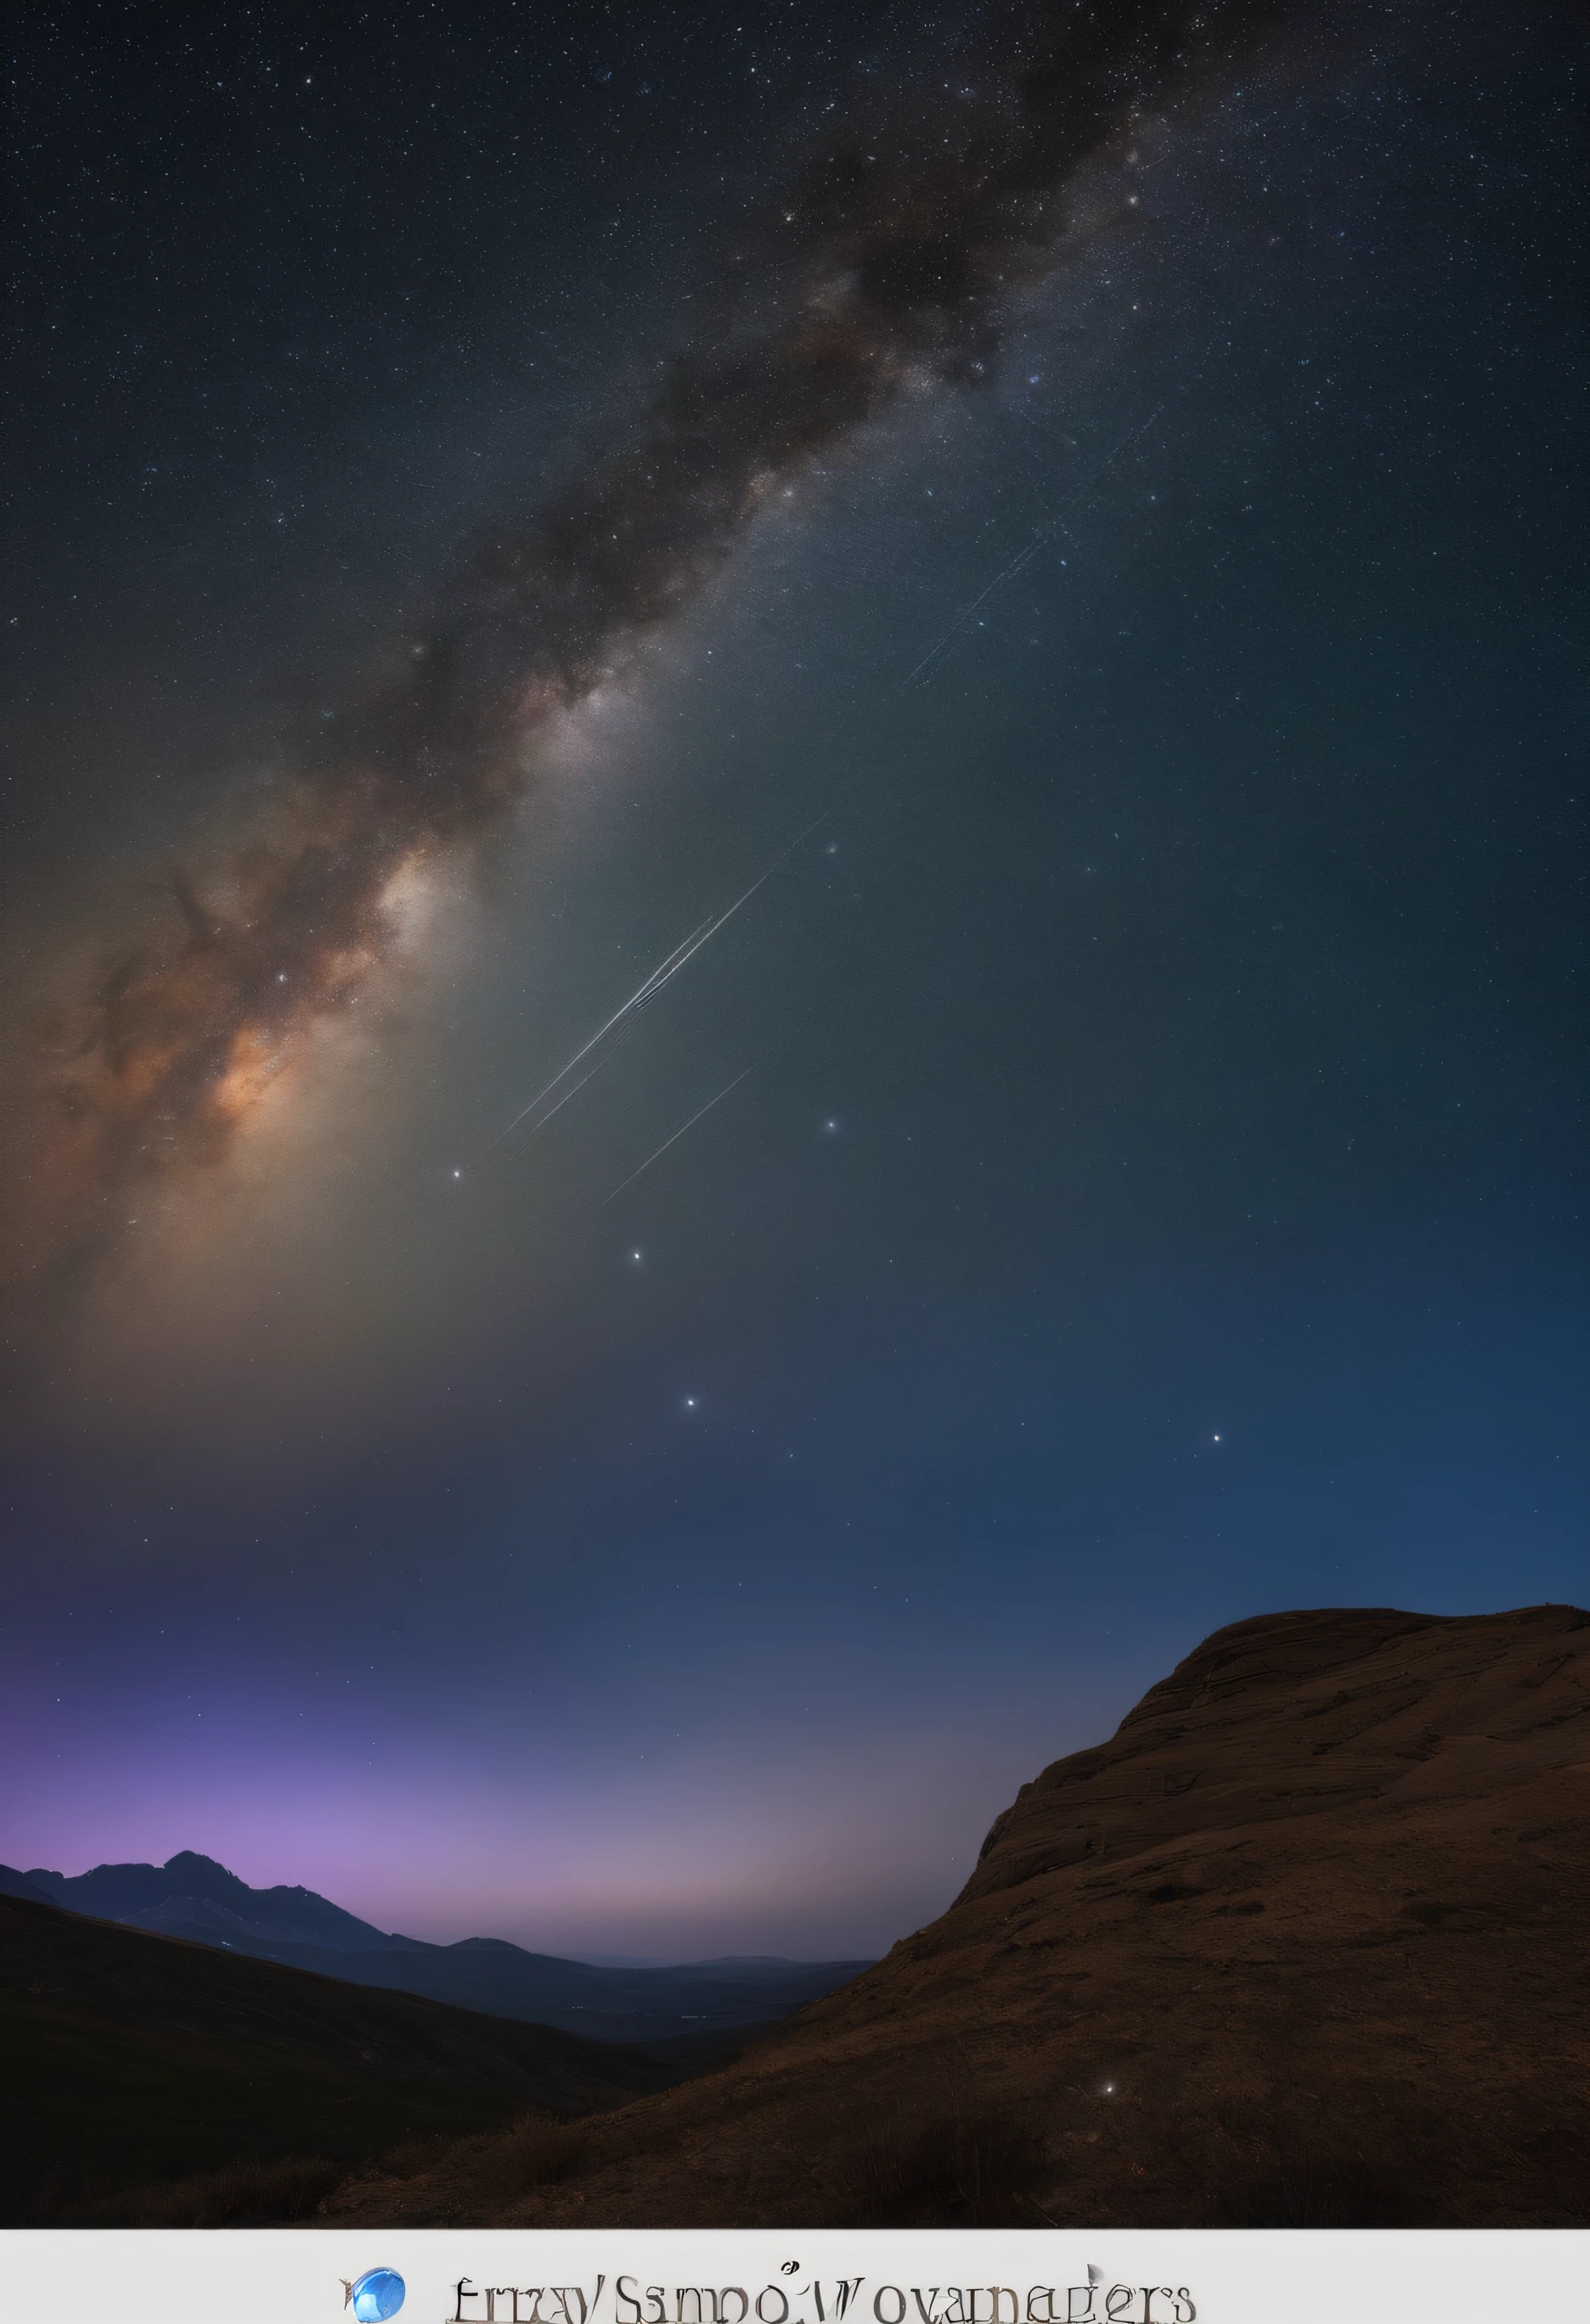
top-left (3, 0), bottom-right (1584, 1961)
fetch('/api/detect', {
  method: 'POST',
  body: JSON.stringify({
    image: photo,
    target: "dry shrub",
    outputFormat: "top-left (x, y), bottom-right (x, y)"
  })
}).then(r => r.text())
top-left (837, 2104), bottom-right (1046, 2226)
top-left (1196, 2105), bottom-right (1416, 2228)
top-left (381, 2134), bottom-right (453, 2182)
top-left (1198, 2089), bottom-right (1590, 2231)
top-left (488, 2113), bottom-right (590, 2198)
top-left (82, 2154), bottom-right (344, 2226)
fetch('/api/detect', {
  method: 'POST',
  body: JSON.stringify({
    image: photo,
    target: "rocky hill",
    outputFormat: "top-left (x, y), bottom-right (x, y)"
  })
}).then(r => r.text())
top-left (324, 1603), bottom-right (1590, 2228)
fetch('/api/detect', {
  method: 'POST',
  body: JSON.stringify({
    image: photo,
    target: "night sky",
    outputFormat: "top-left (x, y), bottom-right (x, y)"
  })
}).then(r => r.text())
top-left (3, 2), bottom-right (1584, 1961)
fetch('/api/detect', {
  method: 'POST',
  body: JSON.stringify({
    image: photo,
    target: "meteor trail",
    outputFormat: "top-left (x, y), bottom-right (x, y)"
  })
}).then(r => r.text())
top-left (466, 921), bottom-right (713, 1165)
top-left (502, 1027), bottom-right (634, 1142)
top-left (603, 1068), bottom-right (756, 1204)
top-left (465, 818), bottom-right (823, 1169)
top-left (900, 401), bottom-right (1168, 688)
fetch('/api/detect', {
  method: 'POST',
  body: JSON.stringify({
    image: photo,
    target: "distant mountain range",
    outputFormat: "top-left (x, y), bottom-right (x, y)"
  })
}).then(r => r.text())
top-left (2, 1850), bottom-right (871, 2042)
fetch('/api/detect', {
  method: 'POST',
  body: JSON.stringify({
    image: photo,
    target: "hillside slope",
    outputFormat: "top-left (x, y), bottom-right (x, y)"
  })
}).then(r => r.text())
top-left (325, 1603), bottom-right (1590, 2228)
top-left (0, 1892), bottom-right (740, 2225)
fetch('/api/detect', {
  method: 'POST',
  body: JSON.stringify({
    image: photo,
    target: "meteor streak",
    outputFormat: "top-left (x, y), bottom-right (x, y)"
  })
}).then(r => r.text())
top-left (465, 920), bottom-right (713, 1166)
top-left (603, 1068), bottom-right (756, 1204)
top-left (900, 401), bottom-right (1169, 688)
top-left (466, 818), bottom-right (823, 1168)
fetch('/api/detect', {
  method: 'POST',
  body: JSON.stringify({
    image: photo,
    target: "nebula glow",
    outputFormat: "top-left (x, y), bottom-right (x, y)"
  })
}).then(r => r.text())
top-left (20, 0), bottom-right (1288, 1278)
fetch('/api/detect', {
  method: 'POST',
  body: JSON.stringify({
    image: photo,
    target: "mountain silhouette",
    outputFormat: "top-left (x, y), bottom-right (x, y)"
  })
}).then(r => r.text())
top-left (13, 1851), bottom-right (871, 2043)
top-left (21, 1851), bottom-right (423, 1953)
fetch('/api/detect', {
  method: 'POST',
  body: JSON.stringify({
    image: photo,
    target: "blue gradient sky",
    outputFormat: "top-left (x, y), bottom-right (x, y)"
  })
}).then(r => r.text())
top-left (3, 1), bottom-right (1583, 1958)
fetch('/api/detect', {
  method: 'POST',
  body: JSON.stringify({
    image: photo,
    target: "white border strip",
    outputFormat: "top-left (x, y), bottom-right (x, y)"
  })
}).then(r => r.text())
top-left (1, 2227), bottom-right (1584, 2324)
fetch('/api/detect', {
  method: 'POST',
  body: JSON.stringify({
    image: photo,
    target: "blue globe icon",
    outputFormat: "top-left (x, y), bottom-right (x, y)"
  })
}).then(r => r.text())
top-left (349, 2268), bottom-right (406, 2321)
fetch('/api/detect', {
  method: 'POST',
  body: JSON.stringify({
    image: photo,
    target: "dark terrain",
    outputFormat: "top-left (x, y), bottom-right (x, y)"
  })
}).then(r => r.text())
top-left (0, 1895), bottom-right (760, 2225)
top-left (321, 1604), bottom-right (1590, 2228)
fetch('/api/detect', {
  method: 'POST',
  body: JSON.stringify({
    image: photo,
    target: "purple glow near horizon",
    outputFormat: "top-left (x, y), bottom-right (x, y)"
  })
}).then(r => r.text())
top-left (3, 1676), bottom-right (1124, 1958)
